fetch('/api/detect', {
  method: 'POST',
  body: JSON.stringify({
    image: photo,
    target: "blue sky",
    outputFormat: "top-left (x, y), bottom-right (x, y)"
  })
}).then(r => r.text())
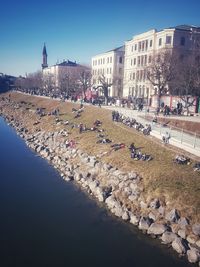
top-left (0, 0), bottom-right (200, 76)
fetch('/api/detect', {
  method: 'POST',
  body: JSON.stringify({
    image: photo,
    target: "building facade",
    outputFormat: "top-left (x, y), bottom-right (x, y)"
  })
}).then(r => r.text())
top-left (91, 46), bottom-right (125, 97)
top-left (123, 25), bottom-right (200, 103)
top-left (41, 44), bottom-right (89, 92)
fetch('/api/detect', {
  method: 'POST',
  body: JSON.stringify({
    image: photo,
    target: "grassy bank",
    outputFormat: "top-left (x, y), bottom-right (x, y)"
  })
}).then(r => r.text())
top-left (2, 92), bottom-right (200, 223)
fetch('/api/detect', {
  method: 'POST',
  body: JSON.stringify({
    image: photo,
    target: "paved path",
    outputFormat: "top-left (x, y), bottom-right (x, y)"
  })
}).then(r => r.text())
top-left (103, 106), bottom-right (200, 158)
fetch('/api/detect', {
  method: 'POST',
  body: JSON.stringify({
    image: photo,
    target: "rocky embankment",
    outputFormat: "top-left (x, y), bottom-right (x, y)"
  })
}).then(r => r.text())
top-left (1, 100), bottom-right (200, 265)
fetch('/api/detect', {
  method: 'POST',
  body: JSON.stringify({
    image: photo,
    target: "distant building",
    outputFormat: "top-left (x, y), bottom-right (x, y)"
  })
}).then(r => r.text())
top-left (41, 44), bottom-right (89, 90)
top-left (91, 46), bottom-right (125, 97)
top-left (123, 25), bottom-right (200, 102)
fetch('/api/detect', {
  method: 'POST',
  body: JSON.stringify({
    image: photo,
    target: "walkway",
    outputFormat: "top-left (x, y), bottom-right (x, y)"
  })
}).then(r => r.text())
top-left (103, 106), bottom-right (200, 158)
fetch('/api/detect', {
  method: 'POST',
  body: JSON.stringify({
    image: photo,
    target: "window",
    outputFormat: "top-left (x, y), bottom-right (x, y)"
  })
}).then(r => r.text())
top-left (141, 55), bottom-right (144, 66)
top-left (131, 46), bottom-right (134, 52)
top-left (135, 44), bottom-right (137, 51)
top-left (119, 68), bottom-right (122, 74)
top-left (107, 68), bottom-right (109, 74)
top-left (137, 56), bottom-right (140, 66)
top-left (150, 40), bottom-right (153, 47)
top-left (139, 42), bottom-right (141, 51)
top-left (166, 35), bottom-right (172, 45)
top-left (145, 40), bottom-right (148, 50)
top-left (148, 55), bottom-right (152, 63)
top-left (134, 58), bottom-right (136, 65)
top-left (159, 38), bottom-right (162, 46)
top-left (142, 41), bottom-right (145, 51)
top-left (144, 55), bottom-right (147, 65)
top-left (103, 58), bottom-right (105, 64)
top-left (133, 73), bottom-right (135, 80)
top-left (107, 57), bottom-right (109, 63)
top-left (180, 37), bottom-right (185, 46)
top-left (119, 56), bottom-right (123, 63)
top-left (110, 57), bottom-right (112, 63)
top-left (110, 68), bottom-right (112, 74)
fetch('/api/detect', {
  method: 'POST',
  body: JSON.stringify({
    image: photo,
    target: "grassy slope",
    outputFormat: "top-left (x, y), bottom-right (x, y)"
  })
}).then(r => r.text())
top-left (4, 92), bottom-right (200, 222)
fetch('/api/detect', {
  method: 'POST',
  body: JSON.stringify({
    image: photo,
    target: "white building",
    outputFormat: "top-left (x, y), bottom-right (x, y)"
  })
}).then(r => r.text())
top-left (123, 25), bottom-right (200, 102)
top-left (91, 46), bottom-right (125, 97)
top-left (41, 44), bottom-right (89, 92)
top-left (42, 60), bottom-right (85, 88)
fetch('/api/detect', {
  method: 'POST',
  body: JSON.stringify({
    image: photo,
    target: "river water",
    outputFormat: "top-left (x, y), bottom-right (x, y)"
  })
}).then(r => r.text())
top-left (0, 117), bottom-right (193, 267)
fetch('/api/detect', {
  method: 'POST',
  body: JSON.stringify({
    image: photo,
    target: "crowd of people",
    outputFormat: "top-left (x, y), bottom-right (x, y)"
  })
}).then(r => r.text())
top-left (112, 111), bottom-right (152, 136)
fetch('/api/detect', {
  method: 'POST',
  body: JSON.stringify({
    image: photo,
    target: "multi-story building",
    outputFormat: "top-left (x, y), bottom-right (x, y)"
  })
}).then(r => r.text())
top-left (123, 25), bottom-right (200, 103)
top-left (42, 44), bottom-right (88, 91)
top-left (91, 46), bottom-right (125, 97)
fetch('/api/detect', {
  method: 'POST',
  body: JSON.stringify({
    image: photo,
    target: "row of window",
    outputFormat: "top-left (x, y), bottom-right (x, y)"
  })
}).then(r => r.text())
top-left (92, 56), bottom-right (123, 66)
top-left (92, 78), bottom-right (113, 84)
top-left (92, 67), bottom-right (123, 76)
top-left (128, 69), bottom-right (147, 81)
top-left (130, 36), bottom-right (188, 53)
top-left (129, 54), bottom-right (152, 67)
top-left (128, 86), bottom-right (150, 97)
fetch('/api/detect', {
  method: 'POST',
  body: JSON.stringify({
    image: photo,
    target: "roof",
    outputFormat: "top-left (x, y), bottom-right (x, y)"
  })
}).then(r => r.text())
top-left (167, 25), bottom-right (200, 31)
top-left (106, 45), bottom-right (125, 53)
top-left (56, 60), bottom-right (78, 67)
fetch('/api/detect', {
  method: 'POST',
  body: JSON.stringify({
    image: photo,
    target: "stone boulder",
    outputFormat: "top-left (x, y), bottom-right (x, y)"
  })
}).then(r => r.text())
top-left (147, 223), bottom-right (167, 236)
top-left (138, 216), bottom-right (152, 231)
top-left (192, 224), bottom-right (200, 237)
top-left (150, 199), bottom-right (160, 209)
top-left (187, 247), bottom-right (200, 263)
top-left (172, 237), bottom-right (188, 254)
top-left (161, 231), bottom-right (177, 244)
top-left (130, 214), bottom-right (140, 225)
top-left (122, 211), bottom-right (130, 221)
top-left (165, 209), bottom-right (180, 223)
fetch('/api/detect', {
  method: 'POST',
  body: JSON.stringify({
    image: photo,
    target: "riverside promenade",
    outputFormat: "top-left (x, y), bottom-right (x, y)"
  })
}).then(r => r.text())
top-left (103, 106), bottom-right (200, 158)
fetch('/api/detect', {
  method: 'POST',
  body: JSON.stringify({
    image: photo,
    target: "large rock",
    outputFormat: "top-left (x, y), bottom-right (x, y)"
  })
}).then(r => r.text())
top-left (88, 180), bottom-right (99, 192)
top-left (147, 223), bottom-right (167, 235)
top-left (187, 234), bottom-right (199, 245)
top-left (161, 231), bottom-right (177, 244)
top-left (138, 217), bottom-right (152, 231)
top-left (178, 217), bottom-right (189, 229)
top-left (122, 211), bottom-right (130, 221)
top-left (187, 247), bottom-right (200, 263)
top-left (172, 237), bottom-right (188, 254)
top-left (192, 224), bottom-right (200, 237)
top-left (165, 209), bottom-right (180, 223)
top-left (105, 196), bottom-right (117, 209)
top-left (178, 229), bottom-right (186, 239)
top-left (150, 199), bottom-right (160, 209)
top-left (130, 214), bottom-right (140, 225)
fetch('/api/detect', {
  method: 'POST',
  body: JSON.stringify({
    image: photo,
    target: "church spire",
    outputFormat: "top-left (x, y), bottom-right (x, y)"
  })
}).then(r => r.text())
top-left (42, 43), bottom-right (48, 69)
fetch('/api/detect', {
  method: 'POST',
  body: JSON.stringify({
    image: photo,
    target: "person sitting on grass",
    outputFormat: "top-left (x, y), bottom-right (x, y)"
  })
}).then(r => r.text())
top-left (110, 143), bottom-right (125, 151)
top-left (173, 155), bottom-right (190, 165)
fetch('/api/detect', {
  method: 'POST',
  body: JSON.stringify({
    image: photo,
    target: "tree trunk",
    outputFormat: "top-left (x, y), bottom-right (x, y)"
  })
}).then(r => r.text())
top-left (105, 96), bottom-right (108, 105)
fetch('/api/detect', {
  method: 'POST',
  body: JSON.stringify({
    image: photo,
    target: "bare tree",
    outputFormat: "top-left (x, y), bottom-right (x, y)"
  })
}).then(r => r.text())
top-left (170, 51), bottom-right (200, 114)
top-left (145, 49), bottom-right (177, 108)
top-left (94, 75), bottom-right (113, 105)
top-left (78, 69), bottom-right (92, 99)
top-left (43, 73), bottom-right (55, 95)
